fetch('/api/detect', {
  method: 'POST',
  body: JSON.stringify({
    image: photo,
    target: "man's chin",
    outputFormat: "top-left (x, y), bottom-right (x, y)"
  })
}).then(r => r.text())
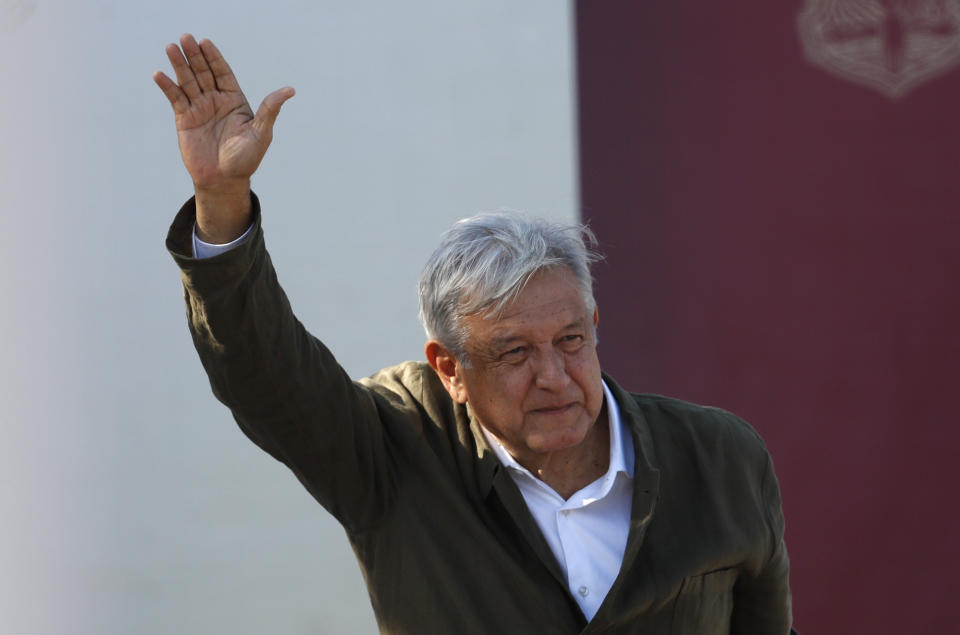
top-left (528, 426), bottom-right (592, 455)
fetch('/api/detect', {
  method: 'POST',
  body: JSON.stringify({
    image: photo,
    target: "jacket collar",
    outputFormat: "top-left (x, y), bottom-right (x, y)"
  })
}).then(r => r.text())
top-left (602, 372), bottom-right (660, 532)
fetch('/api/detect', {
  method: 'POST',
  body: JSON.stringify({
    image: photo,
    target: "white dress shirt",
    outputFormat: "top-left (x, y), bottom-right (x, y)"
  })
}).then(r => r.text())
top-left (480, 381), bottom-right (635, 621)
top-left (192, 223), bottom-right (253, 258)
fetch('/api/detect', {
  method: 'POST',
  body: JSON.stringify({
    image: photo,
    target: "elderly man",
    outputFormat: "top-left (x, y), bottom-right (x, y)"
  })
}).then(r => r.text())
top-left (157, 35), bottom-right (794, 634)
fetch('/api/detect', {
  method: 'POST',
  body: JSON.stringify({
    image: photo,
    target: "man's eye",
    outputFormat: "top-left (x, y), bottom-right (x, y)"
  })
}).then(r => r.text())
top-left (559, 335), bottom-right (584, 349)
top-left (501, 346), bottom-right (527, 360)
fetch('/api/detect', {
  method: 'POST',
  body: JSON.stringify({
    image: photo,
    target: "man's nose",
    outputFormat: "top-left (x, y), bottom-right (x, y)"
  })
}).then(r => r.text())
top-left (533, 349), bottom-right (571, 391)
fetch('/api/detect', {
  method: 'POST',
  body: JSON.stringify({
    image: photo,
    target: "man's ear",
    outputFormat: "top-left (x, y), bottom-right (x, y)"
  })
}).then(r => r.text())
top-left (425, 340), bottom-right (469, 404)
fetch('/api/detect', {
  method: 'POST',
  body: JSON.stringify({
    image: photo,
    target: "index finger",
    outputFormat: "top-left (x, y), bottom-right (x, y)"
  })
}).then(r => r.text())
top-left (199, 38), bottom-right (242, 93)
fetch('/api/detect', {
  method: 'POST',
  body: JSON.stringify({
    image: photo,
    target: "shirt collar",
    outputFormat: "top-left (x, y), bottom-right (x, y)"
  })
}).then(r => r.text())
top-left (480, 379), bottom-right (635, 483)
top-left (603, 378), bottom-right (635, 479)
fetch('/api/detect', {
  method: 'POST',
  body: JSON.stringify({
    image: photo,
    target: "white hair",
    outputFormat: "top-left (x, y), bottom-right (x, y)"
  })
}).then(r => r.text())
top-left (418, 212), bottom-right (602, 360)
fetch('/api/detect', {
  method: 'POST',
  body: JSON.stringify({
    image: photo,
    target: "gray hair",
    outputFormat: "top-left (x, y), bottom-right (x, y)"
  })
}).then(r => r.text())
top-left (418, 212), bottom-right (602, 360)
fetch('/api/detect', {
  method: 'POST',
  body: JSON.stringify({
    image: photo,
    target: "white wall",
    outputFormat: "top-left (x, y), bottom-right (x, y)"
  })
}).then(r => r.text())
top-left (0, 1), bottom-right (576, 632)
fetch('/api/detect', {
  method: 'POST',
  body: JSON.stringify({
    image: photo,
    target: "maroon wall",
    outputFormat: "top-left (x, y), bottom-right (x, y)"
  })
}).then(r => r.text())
top-left (576, 2), bottom-right (960, 632)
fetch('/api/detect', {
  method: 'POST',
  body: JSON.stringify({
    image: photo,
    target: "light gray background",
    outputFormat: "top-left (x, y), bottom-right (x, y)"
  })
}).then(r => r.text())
top-left (0, 1), bottom-right (577, 632)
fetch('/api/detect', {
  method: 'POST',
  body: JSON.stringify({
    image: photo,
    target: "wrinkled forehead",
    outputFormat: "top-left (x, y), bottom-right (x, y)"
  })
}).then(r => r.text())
top-left (460, 267), bottom-right (594, 342)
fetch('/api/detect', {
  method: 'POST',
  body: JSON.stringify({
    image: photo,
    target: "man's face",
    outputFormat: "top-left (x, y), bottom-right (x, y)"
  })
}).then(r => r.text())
top-left (452, 266), bottom-right (604, 465)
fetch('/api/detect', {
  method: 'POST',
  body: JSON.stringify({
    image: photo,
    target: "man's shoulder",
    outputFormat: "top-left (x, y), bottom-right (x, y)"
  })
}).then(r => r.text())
top-left (608, 380), bottom-right (769, 468)
top-left (358, 361), bottom-right (457, 425)
top-left (359, 360), bottom-right (439, 396)
top-left (632, 392), bottom-right (761, 442)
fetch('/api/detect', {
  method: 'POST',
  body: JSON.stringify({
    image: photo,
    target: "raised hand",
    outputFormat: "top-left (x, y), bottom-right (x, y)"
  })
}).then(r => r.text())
top-left (154, 34), bottom-right (294, 243)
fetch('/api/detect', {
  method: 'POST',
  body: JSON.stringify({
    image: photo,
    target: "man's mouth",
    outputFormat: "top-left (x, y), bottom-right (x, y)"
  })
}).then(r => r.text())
top-left (532, 403), bottom-right (575, 415)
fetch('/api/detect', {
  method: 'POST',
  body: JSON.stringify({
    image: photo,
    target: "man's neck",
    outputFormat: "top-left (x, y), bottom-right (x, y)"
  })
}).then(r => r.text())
top-left (493, 404), bottom-right (611, 500)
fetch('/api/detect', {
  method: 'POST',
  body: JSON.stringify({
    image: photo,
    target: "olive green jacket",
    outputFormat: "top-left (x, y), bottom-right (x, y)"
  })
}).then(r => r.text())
top-left (168, 195), bottom-right (793, 634)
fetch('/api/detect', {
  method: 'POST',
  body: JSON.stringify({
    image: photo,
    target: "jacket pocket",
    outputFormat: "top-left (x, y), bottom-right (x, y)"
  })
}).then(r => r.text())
top-left (669, 567), bottom-right (738, 634)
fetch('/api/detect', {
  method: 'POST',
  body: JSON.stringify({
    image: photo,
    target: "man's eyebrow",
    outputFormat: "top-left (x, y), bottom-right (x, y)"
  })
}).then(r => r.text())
top-left (488, 335), bottom-right (525, 350)
top-left (555, 317), bottom-right (591, 334)
top-left (488, 318), bottom-right (591, 349)
top-left (563, 317), bottom-right (590, 331)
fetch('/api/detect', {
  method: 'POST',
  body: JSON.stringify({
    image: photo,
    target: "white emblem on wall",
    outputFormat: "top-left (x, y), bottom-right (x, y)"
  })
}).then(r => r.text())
top-left (797, 0), bottom-right (960, 98)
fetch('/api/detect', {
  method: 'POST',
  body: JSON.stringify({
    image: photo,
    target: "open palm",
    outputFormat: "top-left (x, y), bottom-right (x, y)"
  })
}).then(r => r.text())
top-left (154, 34), bottom-right (294, 189)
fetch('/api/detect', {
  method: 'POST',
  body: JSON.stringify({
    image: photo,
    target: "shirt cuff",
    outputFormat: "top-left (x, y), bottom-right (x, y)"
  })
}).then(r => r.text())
top-left (192, 223), bottom-right (255, 259)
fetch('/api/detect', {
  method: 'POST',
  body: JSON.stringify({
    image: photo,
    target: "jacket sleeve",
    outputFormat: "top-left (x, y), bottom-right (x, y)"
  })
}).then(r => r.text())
top-left (730, 438), bottom-right (794, 635)
top-left (166, 193), bottom-right (397, 532)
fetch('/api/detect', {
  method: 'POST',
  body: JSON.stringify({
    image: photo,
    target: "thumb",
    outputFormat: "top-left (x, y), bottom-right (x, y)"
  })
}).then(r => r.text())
top-left (252, 86), bottom-right (296, 135)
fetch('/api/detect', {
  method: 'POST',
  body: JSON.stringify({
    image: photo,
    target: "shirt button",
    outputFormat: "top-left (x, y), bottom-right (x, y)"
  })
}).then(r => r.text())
top-left (561, 510), bottom-right (570, 516)
top-left (578, 586), bottom-right (589, 597)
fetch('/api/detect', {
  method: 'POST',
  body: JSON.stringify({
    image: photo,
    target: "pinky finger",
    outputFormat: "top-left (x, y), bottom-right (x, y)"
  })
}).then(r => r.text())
top-left (153, 71), bottom-right (190, 114)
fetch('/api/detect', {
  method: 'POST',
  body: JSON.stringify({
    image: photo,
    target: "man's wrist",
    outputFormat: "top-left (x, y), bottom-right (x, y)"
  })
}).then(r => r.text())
top-left (194, 180), bottom-right (252, 243)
